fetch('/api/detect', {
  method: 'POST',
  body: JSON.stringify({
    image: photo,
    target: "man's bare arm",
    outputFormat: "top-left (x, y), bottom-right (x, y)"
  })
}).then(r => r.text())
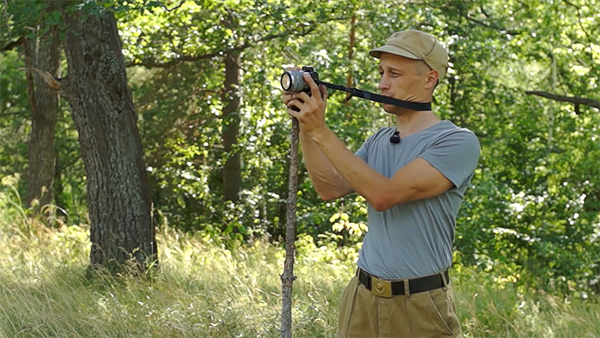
top-left (310, 127), bottom-right (453, 211)
top-left (281, 70), bottom-right (353, 201)
top-left (300, 129), bottom-right (353, 200)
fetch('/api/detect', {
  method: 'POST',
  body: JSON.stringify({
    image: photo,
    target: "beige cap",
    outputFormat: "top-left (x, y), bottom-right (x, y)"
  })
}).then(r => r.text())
top-left (369, 30), bottom-right (449, 79)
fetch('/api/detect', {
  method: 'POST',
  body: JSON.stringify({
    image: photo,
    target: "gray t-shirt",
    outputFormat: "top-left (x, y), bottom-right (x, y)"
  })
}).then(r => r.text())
top-left (354, 120), bottom-right (480, 279)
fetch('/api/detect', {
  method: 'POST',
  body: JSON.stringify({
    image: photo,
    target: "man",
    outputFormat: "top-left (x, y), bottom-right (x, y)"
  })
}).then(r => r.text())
top-left (282, 29), bottom-right (480, 338)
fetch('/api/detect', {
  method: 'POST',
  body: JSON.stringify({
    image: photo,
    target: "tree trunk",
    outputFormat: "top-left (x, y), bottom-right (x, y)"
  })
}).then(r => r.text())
top-left (222, 51), bottom-right (241, 203)
top-left (26, 4), bottom-right (61, 209)
top-left (59, 5), bottom-right (156, 271)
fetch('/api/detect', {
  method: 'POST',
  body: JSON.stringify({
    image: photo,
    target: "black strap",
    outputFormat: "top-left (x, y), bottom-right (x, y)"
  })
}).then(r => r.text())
top-left (316, 80), bottom-right (432, 111)
top-left (358, 268), bottom-right (448, 296)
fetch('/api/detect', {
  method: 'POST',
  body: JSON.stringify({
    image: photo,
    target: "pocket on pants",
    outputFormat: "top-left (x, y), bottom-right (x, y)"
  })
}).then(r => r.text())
top-left (428, 287), bottom-right (460, 336)
top-left (337, 276), bottom-right (359, 338)
top-left (407, 286), bottom-right (459, 337)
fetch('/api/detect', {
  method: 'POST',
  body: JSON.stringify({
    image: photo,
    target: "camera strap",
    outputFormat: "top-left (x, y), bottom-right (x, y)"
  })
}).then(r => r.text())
top-left (315, 80), bottom-right (431, 111)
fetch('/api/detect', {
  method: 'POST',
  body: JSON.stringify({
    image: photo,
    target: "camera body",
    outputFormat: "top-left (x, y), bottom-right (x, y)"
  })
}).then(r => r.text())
top-left (280, 66), bottom-right (319, 93)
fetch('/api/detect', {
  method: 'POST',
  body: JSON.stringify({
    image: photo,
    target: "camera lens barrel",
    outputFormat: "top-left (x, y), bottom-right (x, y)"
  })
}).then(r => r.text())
top-left (280, 67), bottom-right (319, 93)
top-left (280, 70), bottom-right (307, 92)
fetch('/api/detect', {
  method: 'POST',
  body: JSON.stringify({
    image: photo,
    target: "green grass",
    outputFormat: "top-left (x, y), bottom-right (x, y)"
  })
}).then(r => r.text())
top-left (0, 212), bottom-right (598, 337)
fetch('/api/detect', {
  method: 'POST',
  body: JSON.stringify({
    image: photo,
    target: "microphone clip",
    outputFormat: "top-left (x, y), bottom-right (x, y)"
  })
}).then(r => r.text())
top-left (390, 130), bottom-right (401, 144)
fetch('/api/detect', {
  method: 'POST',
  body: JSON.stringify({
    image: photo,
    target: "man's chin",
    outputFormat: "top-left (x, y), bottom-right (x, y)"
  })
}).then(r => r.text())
top-left (382, 103), bottom-right (394, 112)
top-left (383, 104), bottom-right (401, 114)
top-left (383, 104), bottom-right (411, 117)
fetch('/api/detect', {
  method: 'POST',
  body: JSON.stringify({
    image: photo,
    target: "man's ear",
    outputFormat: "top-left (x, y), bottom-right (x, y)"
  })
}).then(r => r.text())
top-left (425, 70), bottom-right (439, 89)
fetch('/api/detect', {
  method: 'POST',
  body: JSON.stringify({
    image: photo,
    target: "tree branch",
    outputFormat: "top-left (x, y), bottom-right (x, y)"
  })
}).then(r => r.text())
top-left (127, 29), bottom-right (315, 68)
top-left (126, 17), bottom-right (350, 68)
top-left (465, 14), bottom-right (521, 35)
top-left (425, 0), bottom-right (521, 36)
top-left (17, 67), bottom-right (61, 90)
top-left (562, 0), bottom-right (592, 43)
top-left (525, 91), bottom-right (600, 110)
top-left (1, 36), bottom-right (24, 52)
top-left (562, 0), bottom-right (595, 64)
top-left (156, 0), bottom-right (184, 12)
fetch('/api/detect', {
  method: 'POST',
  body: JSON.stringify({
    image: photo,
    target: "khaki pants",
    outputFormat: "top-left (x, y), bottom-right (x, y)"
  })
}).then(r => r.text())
top-left (337, 275), bottom-right (462, 338)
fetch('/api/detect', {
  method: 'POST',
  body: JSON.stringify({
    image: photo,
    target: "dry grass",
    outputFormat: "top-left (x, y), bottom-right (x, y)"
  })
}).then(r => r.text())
top-left (0, 180), bottom-right (598, 337)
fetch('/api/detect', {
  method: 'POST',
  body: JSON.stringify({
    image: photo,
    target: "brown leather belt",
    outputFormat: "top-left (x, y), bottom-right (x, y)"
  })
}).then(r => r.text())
top-left (358, 268), bottom-right (449, 298)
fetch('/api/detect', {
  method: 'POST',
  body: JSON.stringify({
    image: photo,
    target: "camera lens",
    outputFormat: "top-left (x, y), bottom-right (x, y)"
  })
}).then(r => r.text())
top-left (280, 69), bottom-right (311, 92)
top-left (281, 72), bottom-right (292, 91)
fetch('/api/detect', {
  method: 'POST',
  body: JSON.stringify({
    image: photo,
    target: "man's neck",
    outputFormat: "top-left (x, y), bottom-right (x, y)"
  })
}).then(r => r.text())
top-left (395, 111), bottom-right (441, 138)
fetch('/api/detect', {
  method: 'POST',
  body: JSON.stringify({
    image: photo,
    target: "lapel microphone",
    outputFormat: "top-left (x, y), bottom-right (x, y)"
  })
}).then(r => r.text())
top-left (390, 130), bottom-right (401, 144)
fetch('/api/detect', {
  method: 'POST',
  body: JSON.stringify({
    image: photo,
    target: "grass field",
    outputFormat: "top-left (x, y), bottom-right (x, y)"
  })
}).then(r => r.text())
top-left (0, 216), bottom-right (599, 338)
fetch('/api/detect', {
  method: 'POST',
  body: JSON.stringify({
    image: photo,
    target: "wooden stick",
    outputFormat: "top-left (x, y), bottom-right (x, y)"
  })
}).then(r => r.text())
top-left (280, 117), bottom-right (300, 338)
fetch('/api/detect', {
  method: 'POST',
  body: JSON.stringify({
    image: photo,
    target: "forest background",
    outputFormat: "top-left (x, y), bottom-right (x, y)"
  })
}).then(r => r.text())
top-left (0, 0), bottom-right (599, 337)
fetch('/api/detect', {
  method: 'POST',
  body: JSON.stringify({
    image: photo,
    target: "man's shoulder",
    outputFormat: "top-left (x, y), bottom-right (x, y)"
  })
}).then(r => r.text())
top-left (435, 121), bottom-right (479, 144)
top-left (438, 120), bottom-right (473, 133)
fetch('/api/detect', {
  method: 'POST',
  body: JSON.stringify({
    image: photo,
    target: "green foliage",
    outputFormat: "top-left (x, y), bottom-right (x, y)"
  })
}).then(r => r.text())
top-left (1, 0), bottom-right (599, 296)
top-left (0, 51), bottom-right (29, 196)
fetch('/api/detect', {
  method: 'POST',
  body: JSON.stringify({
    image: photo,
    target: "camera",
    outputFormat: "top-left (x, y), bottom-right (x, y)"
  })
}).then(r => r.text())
top-left (280, 65), bottom-right (433, 113)
top-left (280, 66), bottom-right (319, 93)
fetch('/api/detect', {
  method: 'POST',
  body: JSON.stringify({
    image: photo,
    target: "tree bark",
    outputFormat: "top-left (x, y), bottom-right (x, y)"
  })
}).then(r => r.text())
top-left (222, 52), bottom-right (242, 203)
top-left (59, 5), bottom-right (156, 271)
top-left (26, 3), bottom-right (61, 209)
top-left (281, 118), bottom-right (300, 338)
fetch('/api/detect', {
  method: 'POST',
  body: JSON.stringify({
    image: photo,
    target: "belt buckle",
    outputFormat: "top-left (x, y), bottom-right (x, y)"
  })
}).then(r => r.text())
top-left (371, 276), bottom-right (393, 298)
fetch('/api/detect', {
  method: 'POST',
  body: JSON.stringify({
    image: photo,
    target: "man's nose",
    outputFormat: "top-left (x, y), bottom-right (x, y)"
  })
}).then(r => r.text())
top-left (378, 78), bottom-right (389, 91)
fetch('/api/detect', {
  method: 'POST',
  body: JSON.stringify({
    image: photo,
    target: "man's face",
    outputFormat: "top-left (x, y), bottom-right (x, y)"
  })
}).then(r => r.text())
top-left (377, 52), bottom-right (436, 113)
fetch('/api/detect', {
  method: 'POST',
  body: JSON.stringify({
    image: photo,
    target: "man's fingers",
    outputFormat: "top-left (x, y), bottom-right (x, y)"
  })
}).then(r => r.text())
top-left (281, 93), bottom-right (294, 104)
top-left (319, 85), bottom-right (328, 101)
top-left (292, 91), bottom-right (310, 103)
top-left (303, 73), bottom-right (321, 99)
top-left (286, 107), bottom-right (301, 119)
top-left (286, 101), bottom-right (305, 119)
top-left (287, 98), bottom-right (306, 113)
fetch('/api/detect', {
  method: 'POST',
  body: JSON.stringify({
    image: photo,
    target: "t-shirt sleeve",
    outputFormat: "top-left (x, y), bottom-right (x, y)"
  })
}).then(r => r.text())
top-left (354, 127), bottom-right (388, 163)
top-left (355, 145), bottom-right (368, 162)
top-left (418, 130), bottom-right (480, 188)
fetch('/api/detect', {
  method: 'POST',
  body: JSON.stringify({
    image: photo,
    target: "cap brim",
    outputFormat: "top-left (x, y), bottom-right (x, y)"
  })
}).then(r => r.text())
top-left (369, 45), bottom-right (420, 60)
